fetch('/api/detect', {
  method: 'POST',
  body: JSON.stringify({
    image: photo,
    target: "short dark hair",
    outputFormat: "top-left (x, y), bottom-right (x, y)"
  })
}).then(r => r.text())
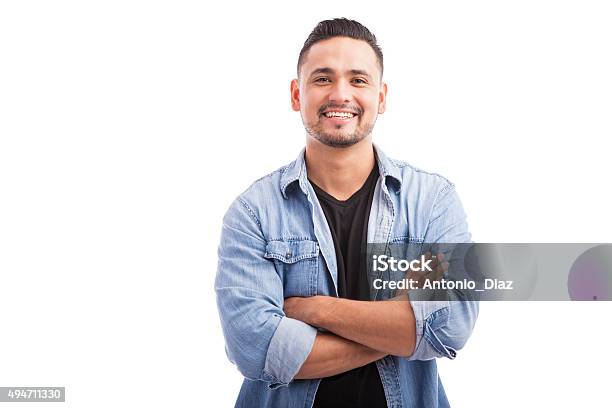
top-left (297, 18), bottom-right (383, 79)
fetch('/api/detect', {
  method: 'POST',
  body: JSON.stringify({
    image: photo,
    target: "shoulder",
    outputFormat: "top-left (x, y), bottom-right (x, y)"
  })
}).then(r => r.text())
top-left (239, 162), bottom-right (292, 201)
top-left (223, 161), bottom-right (294, 224)
top-left (388, 156), bottom-right (455, 197)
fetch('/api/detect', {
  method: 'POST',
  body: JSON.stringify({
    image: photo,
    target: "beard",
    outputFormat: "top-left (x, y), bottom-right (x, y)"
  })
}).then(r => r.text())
top-left (303, 105), bottom-right (376, 148)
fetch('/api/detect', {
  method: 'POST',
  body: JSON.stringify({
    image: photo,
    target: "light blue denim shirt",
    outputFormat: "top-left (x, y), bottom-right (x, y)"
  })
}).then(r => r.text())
top-left (215, 145), bottom-right (479, 408)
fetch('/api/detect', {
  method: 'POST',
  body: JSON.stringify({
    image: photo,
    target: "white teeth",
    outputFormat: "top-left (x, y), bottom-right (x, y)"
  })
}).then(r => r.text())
top-left (324, 111), bottom-right (355, 118)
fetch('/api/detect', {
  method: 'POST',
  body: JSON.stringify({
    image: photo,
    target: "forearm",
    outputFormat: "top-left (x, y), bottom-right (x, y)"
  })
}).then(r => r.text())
top-left (311, 295), bottom-right (416, 357)
top-left (294, 332), bottom-right (387, 379)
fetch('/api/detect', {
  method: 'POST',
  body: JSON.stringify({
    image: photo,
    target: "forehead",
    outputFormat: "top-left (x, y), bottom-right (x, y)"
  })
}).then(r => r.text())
top-left (301, 37), bottom-right (380, 79)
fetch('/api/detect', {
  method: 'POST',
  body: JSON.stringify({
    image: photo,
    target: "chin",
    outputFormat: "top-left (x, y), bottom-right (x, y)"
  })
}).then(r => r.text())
top-left (317, 133), bottom-right (364, 148)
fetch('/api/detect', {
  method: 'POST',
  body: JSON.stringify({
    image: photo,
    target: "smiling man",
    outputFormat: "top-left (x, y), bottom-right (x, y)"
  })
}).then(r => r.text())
top-left (215, 18), bottom-right (479, 407)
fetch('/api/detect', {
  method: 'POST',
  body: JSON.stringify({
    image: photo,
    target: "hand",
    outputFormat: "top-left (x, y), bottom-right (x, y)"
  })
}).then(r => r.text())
top-left (394, 252), bottom-right (449, 298)
top-left (407, 252), bottom-right (449, 287)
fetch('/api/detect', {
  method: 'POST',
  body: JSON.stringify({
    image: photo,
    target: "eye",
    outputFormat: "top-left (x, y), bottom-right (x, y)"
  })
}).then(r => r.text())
top-left (352, 78), bottom-right (367, 85)
top-left (314, 77), bottom-right (331, 83)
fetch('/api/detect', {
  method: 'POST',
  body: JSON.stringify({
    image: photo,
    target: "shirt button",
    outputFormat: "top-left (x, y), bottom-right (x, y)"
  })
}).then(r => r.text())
top-left (285, 251), bottom-right (292, 259)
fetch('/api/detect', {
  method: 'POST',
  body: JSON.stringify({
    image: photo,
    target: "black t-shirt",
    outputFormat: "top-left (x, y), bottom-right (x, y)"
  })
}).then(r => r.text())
top-left (310, 164), bottom-right (388, 408)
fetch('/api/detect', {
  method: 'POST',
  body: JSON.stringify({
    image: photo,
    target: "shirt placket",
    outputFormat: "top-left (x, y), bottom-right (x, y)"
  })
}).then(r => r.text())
top-left (372, 174), bottom-right (405, 408)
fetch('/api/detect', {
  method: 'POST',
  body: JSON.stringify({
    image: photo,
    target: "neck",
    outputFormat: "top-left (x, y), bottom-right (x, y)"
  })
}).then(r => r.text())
top-left (305, 135), bottom-right (376, 201)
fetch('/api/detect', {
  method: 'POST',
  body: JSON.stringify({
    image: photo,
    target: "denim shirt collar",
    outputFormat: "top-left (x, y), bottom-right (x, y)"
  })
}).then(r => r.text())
top-left (280, 143), bottom-right (402, 199)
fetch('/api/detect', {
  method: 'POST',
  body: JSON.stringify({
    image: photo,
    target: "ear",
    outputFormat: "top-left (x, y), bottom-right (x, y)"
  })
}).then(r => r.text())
top-left (378, 82), bottom-right (388, 114)
top-left (290, 79), bottom-right (300, 111)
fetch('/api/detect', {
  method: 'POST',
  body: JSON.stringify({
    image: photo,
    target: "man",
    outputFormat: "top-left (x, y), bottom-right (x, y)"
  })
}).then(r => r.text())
top-left (215, 18), bottom-right (478, 407)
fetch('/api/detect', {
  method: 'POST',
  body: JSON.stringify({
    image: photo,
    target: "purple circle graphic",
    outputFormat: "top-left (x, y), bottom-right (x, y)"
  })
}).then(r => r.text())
top-left (568, 245), bottom-right (612, 301)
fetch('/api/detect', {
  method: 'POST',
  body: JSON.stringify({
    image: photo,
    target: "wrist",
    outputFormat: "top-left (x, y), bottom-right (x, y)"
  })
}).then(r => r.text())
top-left (310, 296), bottom-right (338, 327)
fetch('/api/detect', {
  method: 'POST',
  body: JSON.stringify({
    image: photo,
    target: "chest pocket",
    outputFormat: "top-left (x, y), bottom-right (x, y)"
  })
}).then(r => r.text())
top-left (264, 239), bottom-right (319, 298)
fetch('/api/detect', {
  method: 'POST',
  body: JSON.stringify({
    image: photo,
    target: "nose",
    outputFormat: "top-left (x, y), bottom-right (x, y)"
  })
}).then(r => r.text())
top-left (328, 79), bottom-right (352, 104)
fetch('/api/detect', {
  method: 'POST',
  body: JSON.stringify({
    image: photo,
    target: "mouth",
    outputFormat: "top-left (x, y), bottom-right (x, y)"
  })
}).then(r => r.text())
top-left (321, 110), bottom-right (359, 123)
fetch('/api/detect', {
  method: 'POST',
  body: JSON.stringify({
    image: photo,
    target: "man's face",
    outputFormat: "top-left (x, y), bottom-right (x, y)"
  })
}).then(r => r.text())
top-left (291, 37), bottom-right (387, 148)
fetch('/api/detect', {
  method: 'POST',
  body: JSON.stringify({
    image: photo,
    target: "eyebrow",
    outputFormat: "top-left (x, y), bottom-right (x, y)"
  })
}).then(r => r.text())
top-left (309, 67), bottom-right (373, 79)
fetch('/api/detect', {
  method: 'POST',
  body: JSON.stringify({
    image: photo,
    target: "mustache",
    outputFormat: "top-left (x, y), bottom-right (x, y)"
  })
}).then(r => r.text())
top-left (318, 103), bottom-right (363, 116)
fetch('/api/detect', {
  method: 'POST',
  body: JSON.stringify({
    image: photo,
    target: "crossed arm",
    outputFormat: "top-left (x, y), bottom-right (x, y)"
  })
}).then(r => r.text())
top-left (287, 253), bottom-right (448, 379)
top-left (287, 294), bottom-right (416, 379)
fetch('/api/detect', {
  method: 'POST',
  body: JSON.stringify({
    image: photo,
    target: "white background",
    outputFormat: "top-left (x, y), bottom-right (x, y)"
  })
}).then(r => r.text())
top-left (1, 1), bottom-right (611, 407)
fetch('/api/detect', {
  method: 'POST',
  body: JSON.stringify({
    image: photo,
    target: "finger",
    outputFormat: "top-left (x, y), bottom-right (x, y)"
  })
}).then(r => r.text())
top-left (436, 262), bottom-right (449, 280)
top-left (425, 256), bottom-right (443, 279)
top-left (419, 252), bottom-right (436, 275)
top-left (433, 252), bottom-right (446, 267)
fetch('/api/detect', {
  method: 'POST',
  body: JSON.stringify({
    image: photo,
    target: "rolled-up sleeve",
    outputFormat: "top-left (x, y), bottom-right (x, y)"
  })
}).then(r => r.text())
top-left (407, 181), bottom-right (479, 361)
top-left (215, 198), bottom-right (317, 388)
top-left (407, 299), bottom-right (479, 360)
